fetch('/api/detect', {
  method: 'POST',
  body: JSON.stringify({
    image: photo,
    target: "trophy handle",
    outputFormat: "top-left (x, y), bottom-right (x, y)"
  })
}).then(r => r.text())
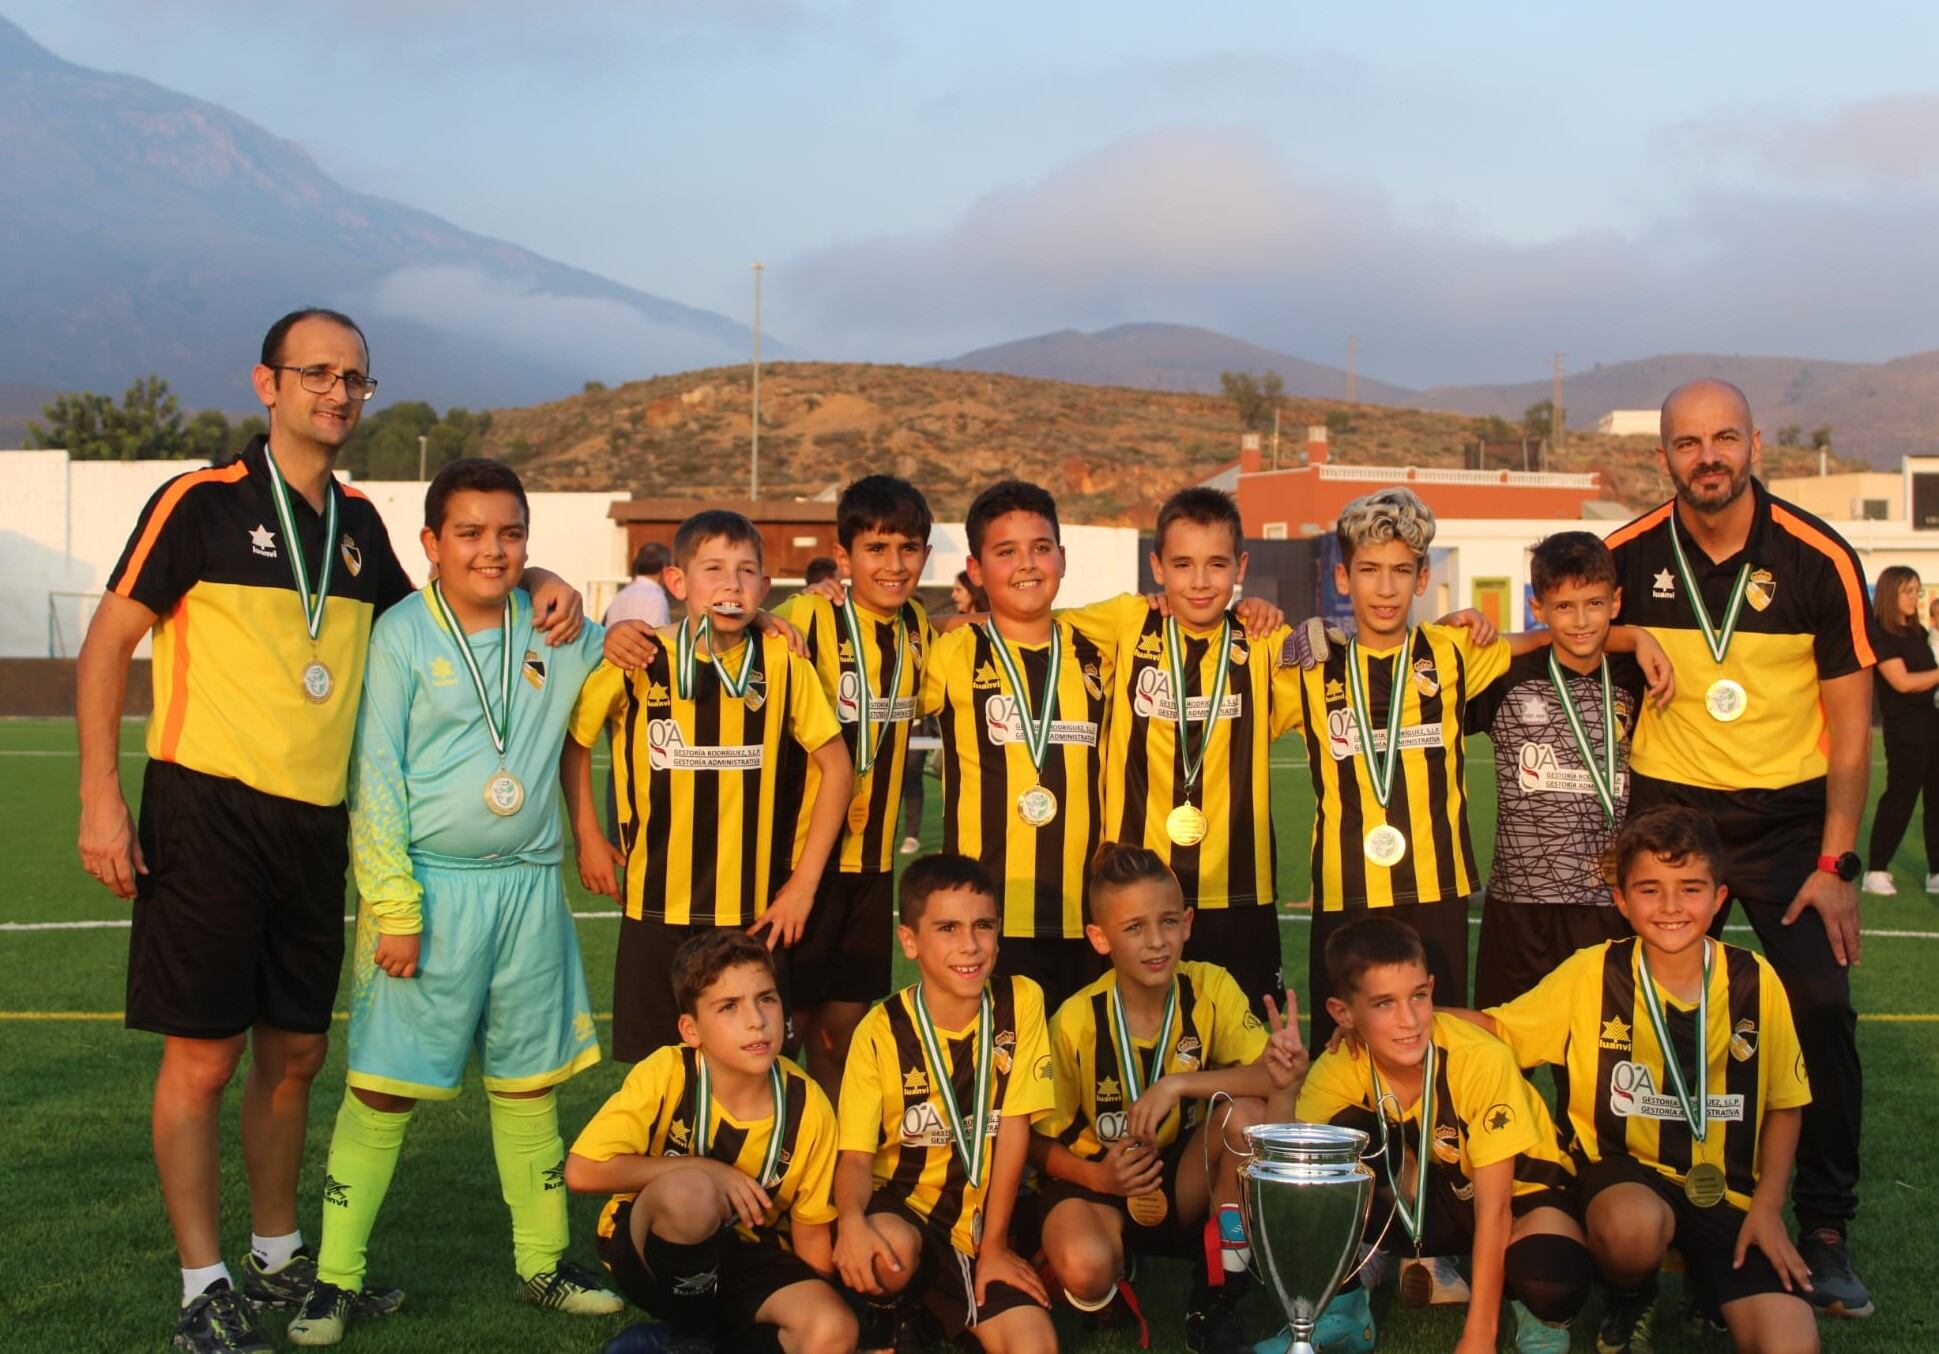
top-left (1341, 1094), bottom-right (1404, 1281)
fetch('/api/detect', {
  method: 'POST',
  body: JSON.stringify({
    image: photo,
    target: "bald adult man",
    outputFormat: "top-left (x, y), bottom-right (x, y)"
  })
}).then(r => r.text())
top-left (76, 308), bottom-right (585, 1353)
top-left (1604, 379), bottom-right (1875, 1323)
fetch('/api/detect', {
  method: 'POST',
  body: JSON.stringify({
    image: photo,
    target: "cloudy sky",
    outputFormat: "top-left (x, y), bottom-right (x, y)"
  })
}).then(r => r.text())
top-left (15, 0), bottom-right (1939, 386)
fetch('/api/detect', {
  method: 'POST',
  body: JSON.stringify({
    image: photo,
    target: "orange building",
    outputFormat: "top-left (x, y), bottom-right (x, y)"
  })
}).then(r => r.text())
top-left (608, 498), bottom-right (838, 579)
top-left (1231, 428), bottom-right (1601, 538)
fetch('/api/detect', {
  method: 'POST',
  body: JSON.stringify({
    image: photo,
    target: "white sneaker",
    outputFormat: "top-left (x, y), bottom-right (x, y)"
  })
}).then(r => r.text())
top-left (1861, 870), bottom-right (1897, 896)
top-left (1925, 873), bottom-right (1939, 894)
top-left (1398, 1254), bottom-right (1470, 1306)
top-left (899, 836), bottom-right (921, 855)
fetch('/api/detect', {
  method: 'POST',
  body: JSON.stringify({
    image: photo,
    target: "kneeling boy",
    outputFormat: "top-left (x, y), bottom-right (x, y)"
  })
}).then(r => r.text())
top-left (1294, 917), bottom-right (1591, 1354)
top-left (565, 930), bottom-right (856, 1354)
top-left (1034, 843), bottom-right (1307, 1354)
top-left (1467, 807), bottom-right (1817, 1354)
top-left (834, 853), bottom-right (1057, 1354)
top-left (292, 459), bottom-right (615, 1345)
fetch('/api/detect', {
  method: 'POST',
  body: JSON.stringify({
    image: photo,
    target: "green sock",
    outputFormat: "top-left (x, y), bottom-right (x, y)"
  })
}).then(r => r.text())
top-left (315, 1094), bottom-right (413, 1291)
top-left (489, 1090), bottom-right (570, 1282)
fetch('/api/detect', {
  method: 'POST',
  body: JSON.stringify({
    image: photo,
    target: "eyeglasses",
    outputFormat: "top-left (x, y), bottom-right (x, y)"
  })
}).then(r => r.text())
top-left (268, 364), bottom-right (380, 400)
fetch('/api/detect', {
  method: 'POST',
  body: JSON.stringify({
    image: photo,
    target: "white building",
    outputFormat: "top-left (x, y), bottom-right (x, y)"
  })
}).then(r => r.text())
top-left (1595, 410), bottom-right (1659, 436)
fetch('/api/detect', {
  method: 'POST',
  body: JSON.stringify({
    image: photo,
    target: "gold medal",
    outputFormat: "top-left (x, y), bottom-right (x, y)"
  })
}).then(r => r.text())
top-left (484, 770), bottom-right (525, 817)
top-left (1683, 1161), bottom-right (1727, 1208)
top-left (1165, 803), bottom-right (1207, 847)
top-left (1017, 784), bottom-right (1059, 827)
top-left (847, 796), bottom-right (870, 833)
top-left (1705, 678), bottom-right (1747, 722)
top-left (1364, 824), bottom-right (1407, 867)
top-left (301, 659), bottom-right (334, 704)
top-left (1126, 1190), bottom-right (1170, 1227)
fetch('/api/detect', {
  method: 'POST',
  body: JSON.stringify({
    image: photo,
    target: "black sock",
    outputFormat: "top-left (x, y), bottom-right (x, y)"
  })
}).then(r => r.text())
top-left (640, 1227), bottom-right (728, 1339)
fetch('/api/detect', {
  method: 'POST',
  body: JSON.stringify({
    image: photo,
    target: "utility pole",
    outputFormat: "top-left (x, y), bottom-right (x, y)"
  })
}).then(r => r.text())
top-left (1270, 404), bottom-right (1281, 470)
top-left (750, 262), bottom-right (764, 500)
top-left (1346, 336), bottom-right (1358, 404)
top-left (1550, 351), bottom-right (1566, 470)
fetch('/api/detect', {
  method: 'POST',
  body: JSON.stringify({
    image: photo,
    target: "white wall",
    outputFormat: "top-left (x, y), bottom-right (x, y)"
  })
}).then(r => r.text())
top-left (921, 522), bottom-right (1140, 608)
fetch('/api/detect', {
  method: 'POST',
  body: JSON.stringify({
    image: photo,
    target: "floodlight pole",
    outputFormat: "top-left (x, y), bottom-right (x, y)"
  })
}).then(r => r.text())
top-left (751, 262), bottom-right (764, 500)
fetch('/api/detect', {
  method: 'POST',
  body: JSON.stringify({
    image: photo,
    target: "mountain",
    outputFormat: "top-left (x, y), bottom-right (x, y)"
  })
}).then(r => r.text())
top-left (0, 17), bottom-right (767, 414)
top-left (936, 323), bottom-right (1417, 405)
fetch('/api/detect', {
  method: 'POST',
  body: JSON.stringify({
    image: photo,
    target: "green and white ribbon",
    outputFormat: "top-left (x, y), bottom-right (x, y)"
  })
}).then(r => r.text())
top-left (1368, 1037), bottom-right (1437, 1246)
top-left (1164, 615), bottom-right (1232, 799)
top-left (429, 582), bottom-right (514, 759)
top-left (1109, 976), bottom-right (1179, 1105)
top-left (1637, 939), bottom-right (1713, 1142)
top-left (693, 1053), bottom-right (789, 1188)
top-left (676, 616), bottom-right (757, 700)
top-left (1666, 517), bottom-right (1751, 664)
top-left (912, 983), bottom-right (995, 1187)
top-left (1548, 651), bottom-right (1618, 826)
top-left (1345, 629), bottom-right (1415, 809)
top-left (263, 445), bottom-right (338, 643)
top-left (983, 622), bottom-right (1060, 777)
top-left (841, 597), bottom-right (908, 776)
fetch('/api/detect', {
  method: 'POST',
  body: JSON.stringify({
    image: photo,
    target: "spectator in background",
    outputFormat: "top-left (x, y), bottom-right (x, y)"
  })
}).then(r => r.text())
top-left (803, 555), bottom-right (839, 586)
top-left (603, 543), bottom-right (671, 628)
top-left (1863, 566), bottom-right (1939, 896)
top-left (900, 572), bottom-right (990, 855)
top-left (1927, 595), bottom-right (1939, 669)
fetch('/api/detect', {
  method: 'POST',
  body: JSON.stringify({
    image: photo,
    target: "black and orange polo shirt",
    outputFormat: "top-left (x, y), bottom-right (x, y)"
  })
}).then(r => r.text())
top-left (107, 436), bottom-right (414, 807)
top-left (1605, 478), bottom-right (1876, 798)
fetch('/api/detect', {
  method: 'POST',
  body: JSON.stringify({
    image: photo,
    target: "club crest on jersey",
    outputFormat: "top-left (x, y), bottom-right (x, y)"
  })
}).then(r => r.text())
top-left (993, 1028), bottom-right (1017, 1076)
top-left (1746, 568), bottom-right (1776, 612)
top-left (1412, 658), bottom-right (1439, 699)
top-left (1730, 1018), bottom-right (1758, 1062)
top-left (1599, 1016), bottom-right (1632, 1050)
top-left (743, 670), bottom-right (768, 712)
top-left (429, 657), bottom-right (458, 688)
top-left (1082, 662), bottom-right (1103, 701)
top-left (1431, 1122), bottom-right (1462, 1164)
top-left (338, 533), bottom-right (362, 576)
top-left (523, 651), bottom-right (547, 689)
top-left (1173, 1034), bottom-right (1202, 1071)
top-left (1229, 639), bottom-right (1249, 667)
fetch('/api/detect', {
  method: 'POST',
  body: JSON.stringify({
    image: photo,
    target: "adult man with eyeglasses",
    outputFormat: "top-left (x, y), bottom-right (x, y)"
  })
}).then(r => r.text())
top-left (75, 308), bottom-right (586, 1353)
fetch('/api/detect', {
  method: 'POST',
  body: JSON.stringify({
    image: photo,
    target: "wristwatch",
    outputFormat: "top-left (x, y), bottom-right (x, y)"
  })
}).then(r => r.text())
top-left (1818, 851), bottom-right (1861, 882)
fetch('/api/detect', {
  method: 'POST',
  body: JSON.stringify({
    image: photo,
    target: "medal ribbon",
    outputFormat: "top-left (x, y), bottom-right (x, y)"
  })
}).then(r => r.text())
top-left (1344, 629), bottom-right (1414, 809)
top-left (1636, 939), bottom-right (1713, 1142)
top-left (1368, 1037), bottom-right (1437, 1247)
top-left (1666, 515), bottom-right (1751, 665)
top-left (911, 983), bottom-right (995, 1188)
top-left (692, 1053), bottom-right (790, 1188)
top-left (1547, 652), bottom-right (1618, 827)
top-left (1108, 975), bottom-right (1180, 1107)
top-left (676, 616), bottom-right (757, 700)
top-left (1163, 614), bottom-right (1232, 800)
top-left (983, 621), bottom-right (1061, 777)
top-left (429, 582), bottom-right (514, 760)
top-left (263, 445), bottom-right (339, 644)
top-left (840, 598), bottom-right (909, 776)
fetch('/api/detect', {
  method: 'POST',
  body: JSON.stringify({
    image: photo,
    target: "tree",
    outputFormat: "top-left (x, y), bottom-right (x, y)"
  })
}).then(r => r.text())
top-left (1471, 415), bottom-right (1517, 442)
top-left (1523, 399), bottom-right (1563, 442)
top-left (1810, 424), bottom-right (1834, 450)
top-left (338, 401), bottom-right (494, 479)
top-left (1776, 424), bottom-right (1802, 448)
top-left (29, 375), bottom-right (194, 460)
top-left (1219, 370), bottom-right (1286, 432)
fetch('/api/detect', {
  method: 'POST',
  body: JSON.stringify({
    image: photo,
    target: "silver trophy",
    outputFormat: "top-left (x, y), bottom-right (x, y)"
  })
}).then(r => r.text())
top-left (1239, 1122), bottom-right (1377, 1354)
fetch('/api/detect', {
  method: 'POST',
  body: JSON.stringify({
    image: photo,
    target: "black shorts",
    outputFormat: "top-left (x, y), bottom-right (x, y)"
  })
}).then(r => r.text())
top-left (1181, 904), bottom-right (1285, 1015)
top-left (1474, 896), bottom-right (1632, 1009)
top-left (791, 871), bottom-right (893, 1007)
top-left (998, 935), bottom-right (1104, 1013)
top-left (1577, 1154), bottom-right (1791, 1318)
top-left (599, 1204), bottom-right (821, 1344)
top-left (1037, 1134), bottom-right (1204, 1262)
top-left (1309, 899), bottom-right (1470, 1048)
top-left (864, 1194), bottom-right (1041, 1339)
top-left (613, 916), bottom-right (794, 1063)
top-left (126, 760), bottom-right (347, 1038)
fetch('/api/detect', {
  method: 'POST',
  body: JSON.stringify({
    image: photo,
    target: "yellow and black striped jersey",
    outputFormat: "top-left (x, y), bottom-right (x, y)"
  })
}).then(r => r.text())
top-left (570, 1044), bottom-right (838, 1243)
top-left (105, 436), bottom-right (415, 806)
top-left (567, 632), bottom-right (842, 924)
top-left (1279, 623), bottom-right (1510, 910)
top-left (1487, 938), bottom-right (1809, 1212)
top-left (773, 592), bottom-right (933, 874)
top-left (837, 976), bottom-right (1054, 1256)
top-left (1064, 595), bottom-right (1302, 909)
top-left (1298, 1012), bottom-right (1574, 1202)
top-left (919, 620), bottom-right (1112, 939)
top-left (1037, 961), bottom-right (1267, 1161)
